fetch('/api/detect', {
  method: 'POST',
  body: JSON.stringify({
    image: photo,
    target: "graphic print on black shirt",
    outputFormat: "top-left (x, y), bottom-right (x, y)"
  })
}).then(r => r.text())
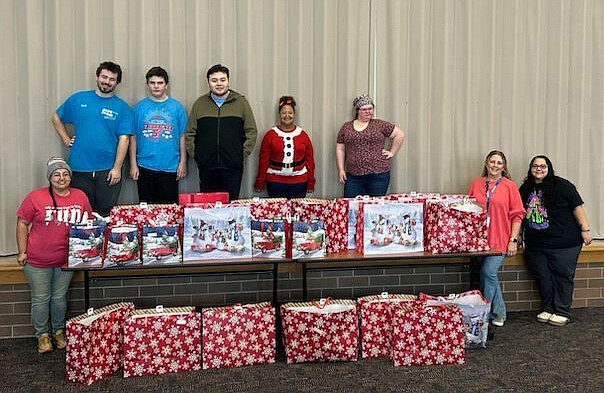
top-left (525, 190), bottom-right (549, 230)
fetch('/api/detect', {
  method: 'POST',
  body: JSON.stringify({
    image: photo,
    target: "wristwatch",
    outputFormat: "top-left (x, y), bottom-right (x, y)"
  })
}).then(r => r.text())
top-left (509, 238), bottom-right (518, 243)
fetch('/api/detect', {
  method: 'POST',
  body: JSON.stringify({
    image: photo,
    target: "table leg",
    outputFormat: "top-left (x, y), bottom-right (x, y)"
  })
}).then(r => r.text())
top-left (302, 262), bottom-right (308, 301)
top-left (83, 270), bottom-right (90, 310)
top-left (272, 263), bottom-right (278, 306)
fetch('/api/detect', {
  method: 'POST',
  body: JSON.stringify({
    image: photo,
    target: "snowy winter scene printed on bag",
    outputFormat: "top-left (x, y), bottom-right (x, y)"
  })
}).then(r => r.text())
top-left (251, 219), bottom-right (287, 258)
top-left (68, 220), bottom-right (106, 268)
top-left (292, 220), bottom-right (326, 259)
top-left (141, 225), bottom-right (181, 264)
top-left (183, 206), bottom-right (252, 261)
top-left (362, 203), bottom-right (423, 255)
top-left (104, 225), bottom-right (140, 267)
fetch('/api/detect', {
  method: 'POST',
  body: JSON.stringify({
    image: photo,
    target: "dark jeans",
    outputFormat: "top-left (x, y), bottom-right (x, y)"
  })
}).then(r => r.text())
top-left (266, 181), bottom-right (308, 199)
top-left (344, 171), bottom-right (390, 198)
top-left (524, 245), bottom-right (582, 318)
top-left (199, 168), bottom-right (243, 201)
top-left (71, 170), bottom-right (121, 217)
top-left (137, 167), bottom-right (178, 204)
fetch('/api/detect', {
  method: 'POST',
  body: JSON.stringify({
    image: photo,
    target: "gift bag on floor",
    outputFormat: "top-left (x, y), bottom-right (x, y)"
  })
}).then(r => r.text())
top-left (202, 302), bottom-right (276, 369)
top-left (66, 302), bottom-right (134, 385)
top-left (391, 302), bottom-right (465, 367)
top-left (281, 298), bottom-right (358, 364)
top-left (357, 293), bottom-right (417, 358)
top-left (123, 306), bottom-right (201, 377)
top-left (419, 290), bottom-right (491, 348)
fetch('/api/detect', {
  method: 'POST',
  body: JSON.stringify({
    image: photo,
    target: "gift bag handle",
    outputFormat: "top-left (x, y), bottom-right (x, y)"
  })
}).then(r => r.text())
top-left (311, 297), bottom-right (332, 309)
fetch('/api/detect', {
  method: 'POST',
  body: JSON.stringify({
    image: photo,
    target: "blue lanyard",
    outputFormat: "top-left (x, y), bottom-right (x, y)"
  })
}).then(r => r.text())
top-left (484, 176), bottom-right (502, 212)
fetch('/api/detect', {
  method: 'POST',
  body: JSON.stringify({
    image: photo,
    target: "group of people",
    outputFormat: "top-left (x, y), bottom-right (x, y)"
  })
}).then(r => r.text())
top-left (16, 61), bottom-right (593, 354)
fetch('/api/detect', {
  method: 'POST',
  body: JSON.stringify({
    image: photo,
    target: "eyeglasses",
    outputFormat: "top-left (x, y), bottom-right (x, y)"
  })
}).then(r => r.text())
top-left (531, 164), bottom-right (548, 170)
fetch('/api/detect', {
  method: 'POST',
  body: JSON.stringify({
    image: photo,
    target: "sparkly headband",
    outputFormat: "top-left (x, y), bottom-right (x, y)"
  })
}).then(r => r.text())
top-left (278, 96), bottom-right (296, 108)
top-left (353, 94), bottom-right (374, 109)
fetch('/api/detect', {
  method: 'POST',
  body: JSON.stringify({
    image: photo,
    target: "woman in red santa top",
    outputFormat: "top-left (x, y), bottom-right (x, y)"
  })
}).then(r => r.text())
top-left (255, 96), bottom-right (315, 198)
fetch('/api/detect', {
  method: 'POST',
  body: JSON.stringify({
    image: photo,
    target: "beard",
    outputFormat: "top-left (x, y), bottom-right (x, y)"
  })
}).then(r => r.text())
top-left (97, 81), bottom-right (116, 94)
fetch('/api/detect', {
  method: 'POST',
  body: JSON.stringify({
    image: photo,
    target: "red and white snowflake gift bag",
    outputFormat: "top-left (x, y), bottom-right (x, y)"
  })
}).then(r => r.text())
top-left (424, 198), bottom-right (489, 254)
top-left (123, 306), bottom-right (201, 378)
top-left (357, 293), bottom-right (417, 358)
top-left (390, 301), bottom-right (466, 367)
top-left (109, 203), bottom-right (183, 226)
top-left (66, 302), bottom-right (134, 385)
top-left (202, 302), bottom-right (276, 369)
top-left (281, 298), bottom-right (359, 364)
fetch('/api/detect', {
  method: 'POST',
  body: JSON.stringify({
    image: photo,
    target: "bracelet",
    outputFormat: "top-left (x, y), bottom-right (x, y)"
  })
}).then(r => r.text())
top-left (581, 229), bottom-right (590, 232)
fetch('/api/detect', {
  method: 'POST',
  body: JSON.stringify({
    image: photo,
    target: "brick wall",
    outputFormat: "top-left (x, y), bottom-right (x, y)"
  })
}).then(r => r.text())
top-left (2, 260), bottom-right (603, 339)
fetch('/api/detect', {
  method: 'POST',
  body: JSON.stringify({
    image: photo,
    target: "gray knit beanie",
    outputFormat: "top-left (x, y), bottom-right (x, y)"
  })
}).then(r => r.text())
top-left (47, 157), bottom-right (72, 180)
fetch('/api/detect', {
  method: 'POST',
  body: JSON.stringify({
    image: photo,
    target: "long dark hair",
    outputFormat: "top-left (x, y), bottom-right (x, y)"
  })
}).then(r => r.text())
top-left (522, 155), bottom-right (556, 206)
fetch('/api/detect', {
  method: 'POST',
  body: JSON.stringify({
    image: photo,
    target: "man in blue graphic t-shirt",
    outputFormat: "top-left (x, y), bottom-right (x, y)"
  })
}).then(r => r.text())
top-left (51, 61), bottom-right (133, 216)
top-left (129, 66), bottom-right (187, 203)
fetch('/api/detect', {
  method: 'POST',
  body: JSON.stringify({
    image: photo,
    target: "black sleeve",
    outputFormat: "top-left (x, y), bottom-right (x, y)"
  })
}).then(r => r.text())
top-left (555, 177), bottom-right (583, 208)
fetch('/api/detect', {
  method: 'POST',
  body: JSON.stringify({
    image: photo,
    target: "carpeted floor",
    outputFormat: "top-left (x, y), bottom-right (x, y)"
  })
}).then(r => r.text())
top-left (1, 307), bottom-right (603, 393)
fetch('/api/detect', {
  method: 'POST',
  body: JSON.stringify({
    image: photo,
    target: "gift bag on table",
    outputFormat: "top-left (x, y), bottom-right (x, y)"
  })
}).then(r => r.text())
top-left (291, 198), bottom-right (331, 259)
top-left (179, 192), bottom-right (229, 205)
top-left (103, 225), bottom-right (141, 267)
top-left (110, 203), bottom-right (183, 226)
top-left (202, 302), bottom-right (276, 369)
top-left (419, 290), bottom-right (491, 349)
top-left (232, 198), bottom-right (292, 259)
top-left (325, 198), bottom-right (349, 254)
top-left (281, 298), bottom-right (358, 364)
top-left (391, 301), bottom-right (466, 367)
top-left (424, 198), bottom-right (489, 254)
top-left (141, 224), bottom-right (181, 265)
top-left (182, 205), bottom-right (252, 261)
top-left (65, 302), bottom-right (134, 385)
top-left (123, 306), bottom-right (201, 377)
top-left (356, 201), bottom-right (424, 255)
top-left (68, 219), bottom-right (107, 268)
top-left (357, 292), bottom-right (417, 358)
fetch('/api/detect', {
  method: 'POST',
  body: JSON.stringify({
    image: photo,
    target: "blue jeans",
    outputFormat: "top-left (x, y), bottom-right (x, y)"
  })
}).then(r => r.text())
top-left (344, 171), bottom-right (390, 198)
top-left (479, 255), bottom-right (506, 320)
top-left (23, 264), bottom-right (73, 338)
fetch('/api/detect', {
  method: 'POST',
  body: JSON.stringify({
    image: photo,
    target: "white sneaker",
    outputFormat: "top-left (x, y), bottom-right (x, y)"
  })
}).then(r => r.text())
top-left (537, 311), bottom-right (553, 323)
top-left (548, 314), bottom-right (569, 327)
top-left (491, 316), bottom-right (505, 327)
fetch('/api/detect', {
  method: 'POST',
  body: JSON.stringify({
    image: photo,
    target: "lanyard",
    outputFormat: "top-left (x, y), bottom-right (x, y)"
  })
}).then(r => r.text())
top-left (484, 176), bottom-right (502, 212)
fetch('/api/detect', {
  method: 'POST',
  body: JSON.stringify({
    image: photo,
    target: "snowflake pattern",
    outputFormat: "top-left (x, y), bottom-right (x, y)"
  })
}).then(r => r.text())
top-left (123, 308), bottom-right (201, 378)
top-left (202, 302), bottom-right (276, 370)
top-left (281, 300), bottom-right (359, 364)
top-left (390, 302), bottom-right (466, 367)
top-left (110, 204), bottom-right (184, 226)
top-left (66, 303), bottom-right (134, 385)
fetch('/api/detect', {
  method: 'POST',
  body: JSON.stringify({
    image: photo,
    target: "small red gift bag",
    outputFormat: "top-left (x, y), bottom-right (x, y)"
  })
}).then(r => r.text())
top-left (178, 192), bottom-right (229, 205)
top-left (325, 198), bottom-right (349, 254)
top-left (281, 298), bottom-right (358, 364)
top-left (202, 302), bottom-right (276, 369)
top-left (357, 293), bottom-right (417, 358)
top-left (123, 306), bottom-right (201, 378)
top-left (66, 302), bottom-right (134, 385)
top-left (109, 203), bottom-right (184, 226)
top-left (390, 301), bottom-right (466, 367)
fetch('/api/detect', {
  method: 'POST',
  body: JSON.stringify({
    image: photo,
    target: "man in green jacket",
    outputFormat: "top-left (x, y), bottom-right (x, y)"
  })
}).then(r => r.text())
top-left (185, 64), bottom-right (257, 200)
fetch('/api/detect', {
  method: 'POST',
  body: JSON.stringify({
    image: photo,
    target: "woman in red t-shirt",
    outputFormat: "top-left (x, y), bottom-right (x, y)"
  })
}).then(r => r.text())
top-left (16, 157), bottom-right (92, 353)
top-left (336, 94), bottom-right (405, 197)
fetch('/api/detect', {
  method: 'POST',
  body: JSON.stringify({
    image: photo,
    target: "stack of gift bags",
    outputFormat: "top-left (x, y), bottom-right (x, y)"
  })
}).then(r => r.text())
top-left (64, 289), bottom-right (490, 385)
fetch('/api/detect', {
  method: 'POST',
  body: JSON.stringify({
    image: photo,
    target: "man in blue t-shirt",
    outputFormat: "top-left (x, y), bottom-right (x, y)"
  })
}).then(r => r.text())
top-left (51, 61), bottom-right (133, 216)
top-left (129, 66), bottom-right (187, 203)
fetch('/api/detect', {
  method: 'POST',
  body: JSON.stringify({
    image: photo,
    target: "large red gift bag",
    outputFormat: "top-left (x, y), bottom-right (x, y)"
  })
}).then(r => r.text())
top-left (110, 203), bottom-right (183, 226)
top-left (424, 198), bottom-right (489, 254)
top-left (419, 290), bottom-right (491, 349)
top-left (281, 298), bottom-right (358, 364)
top-left (357, 293), bottom-right (417, 358)
top-left (123, 306), bottom-right (201, 378)
top-left (66, 302), bottom-right (134, 385)
top-left (202, 302), bottom-right (276, 369)
top-left (232, 198), bottom-right (292, 259)
top-left (390, 301), bottom-right (466, 367)
top-left (178, 192), bottom-right (229, 205)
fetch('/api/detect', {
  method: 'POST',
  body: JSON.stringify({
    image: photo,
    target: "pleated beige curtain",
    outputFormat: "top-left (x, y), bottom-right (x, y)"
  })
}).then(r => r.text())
top-left (1, 0), bottom-right (602, 255)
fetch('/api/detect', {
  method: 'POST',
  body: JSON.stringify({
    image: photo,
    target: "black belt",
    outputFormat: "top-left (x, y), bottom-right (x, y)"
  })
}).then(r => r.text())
top-left (270, 159), bottom-right (304, 169)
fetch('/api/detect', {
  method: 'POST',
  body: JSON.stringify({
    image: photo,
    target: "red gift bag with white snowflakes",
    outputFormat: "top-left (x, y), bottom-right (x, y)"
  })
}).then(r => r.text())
top-left (123, 306), bottom-right (201, 378)
top-left (202, 302), bottom-right (276, 369)
top-left (281, 298), bottom-right (358, 364)
top-left (424, 198), bottom-right (489, 254)
top-left (357, 293), bottom-right (417, 358)
top-left (66, 302), bottom-right (134, 385)
top-left (325, 198), bottom-right (349, 254)
top-left (109, 203), bottom-right (184, 226)
top-left (179, 192), bottom-right (229, 205)
top-left (390, 301), bottom-right (466, 367)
